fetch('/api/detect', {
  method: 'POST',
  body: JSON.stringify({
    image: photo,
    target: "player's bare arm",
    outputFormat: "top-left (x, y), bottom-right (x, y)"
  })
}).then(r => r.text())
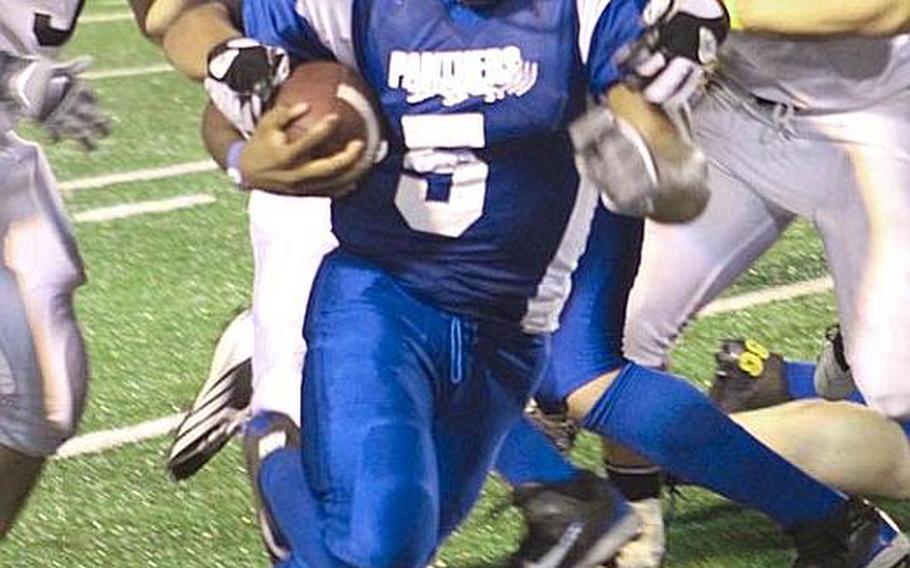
top-left (202, 102), bottom-right (365, 196)
top-left (125, 0), bottom-right (158, 40)
top-left (568, 0), bottom-right (726, 223)
top-left (161, 1), bottom-right (242, 79)
top-left (725, 0), bottom-right (910, 36)
top-left (611, 85), bottom-right (710, 222)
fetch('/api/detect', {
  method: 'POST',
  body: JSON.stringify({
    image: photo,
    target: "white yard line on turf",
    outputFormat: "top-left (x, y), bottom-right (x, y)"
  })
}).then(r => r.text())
top-left (73, 194), bottom-right (216, 223)
top-left (54, 275), bottom-right (836, 459)
top-left (55, 414), bottom-right (185, 459)
top-left (84, 63), bottom-right (174, 81)
top-left (81, 12), bottom-right (135, 24)
top-left (699, 276), bottom-right (834, 316)
top-left (60, 160), bottom-right (218, 192)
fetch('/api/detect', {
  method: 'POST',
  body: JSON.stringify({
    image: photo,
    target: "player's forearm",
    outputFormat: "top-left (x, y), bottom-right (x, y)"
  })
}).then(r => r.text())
top-left (598, 84), bottom-right (709, 224)
top-left (726, 0), bottom-right (910, 37)
top-left (606, 85), bottom-right (681, 158)
top-left (126, 0), bottom-right (158, 41)
top-left (202, 102), bottom-right (243, 169)
top-left (162, 2), bottom-right (242, 80)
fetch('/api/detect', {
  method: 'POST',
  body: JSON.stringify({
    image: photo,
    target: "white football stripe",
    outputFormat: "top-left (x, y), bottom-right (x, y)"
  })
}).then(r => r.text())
top-left (73, 194), bottom-right (216, 223)
top-left (81, 12), bottom-right (136, 24)
top-left (54, 276), bottom-right (835, 459)
top-left (84, 64), bottom-right (174, 81)
top-left (60, 160), bottom-right (219, 192)
top-left (81, 12), bottom-right (135, 24)
top-left (55, 413), bottom-right (185, 458)
top-left (698, 276), bottom-right (834, 316)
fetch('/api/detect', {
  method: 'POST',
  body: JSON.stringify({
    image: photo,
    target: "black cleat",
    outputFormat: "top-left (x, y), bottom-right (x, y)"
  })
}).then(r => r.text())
top-left (511, 472), bottom-right (641, 568)
top-left (708, 338), bottom-right (789, 413)
top-left (525, 400), bottom-right (580, 454)
top-left (790, 498), bottom-right (910, 568)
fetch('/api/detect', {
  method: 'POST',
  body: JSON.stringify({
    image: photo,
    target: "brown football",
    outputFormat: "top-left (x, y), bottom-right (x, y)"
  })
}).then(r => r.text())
top-left (273, 61), bottom-right (380, 159)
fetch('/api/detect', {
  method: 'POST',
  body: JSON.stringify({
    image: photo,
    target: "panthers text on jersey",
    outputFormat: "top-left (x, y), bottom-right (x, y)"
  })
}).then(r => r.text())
top-left (243, 0), bottom-right (647, 333)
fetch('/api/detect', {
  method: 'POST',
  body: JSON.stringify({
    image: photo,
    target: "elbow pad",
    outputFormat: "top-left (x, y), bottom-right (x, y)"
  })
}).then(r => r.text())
top-left (570, 102), bottom-right (709, 223)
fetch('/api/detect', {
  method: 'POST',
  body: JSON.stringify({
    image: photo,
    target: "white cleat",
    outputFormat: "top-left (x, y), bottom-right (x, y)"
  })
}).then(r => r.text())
top-left (614, 499), bottom-right (666, 568)
top-left (814, 325), bottom-right (857, 401)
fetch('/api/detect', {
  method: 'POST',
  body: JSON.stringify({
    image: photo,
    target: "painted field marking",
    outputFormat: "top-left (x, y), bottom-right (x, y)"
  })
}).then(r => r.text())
top-left (81, 12), bottom-right (135, 24)
top-left (61, 160), bottom-right (219, 192)
top-left (73, 194), bottom-right (216, 223)
top-left (700, 277), bottom-right (834, 316)
top-left (85, 63), bottom-right (174, 81)
top-left (55, 276), bottom-right (835, 459)
top-left (55, 414), bottom-right (185, 459)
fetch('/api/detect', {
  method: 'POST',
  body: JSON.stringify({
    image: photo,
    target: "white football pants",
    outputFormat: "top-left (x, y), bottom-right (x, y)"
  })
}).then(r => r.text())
top-left (0, 132), bottom-right (87, 456)
top-left (247, 190), bottom-right (336, 425)
top-left (624, 82), bottom-right (910, 420)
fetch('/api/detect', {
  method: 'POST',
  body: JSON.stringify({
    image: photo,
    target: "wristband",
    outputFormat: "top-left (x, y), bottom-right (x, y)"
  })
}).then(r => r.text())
top-left (725, 0), bottom-right (744, 31)
top-left (225, 140), bottom-right (246, 188)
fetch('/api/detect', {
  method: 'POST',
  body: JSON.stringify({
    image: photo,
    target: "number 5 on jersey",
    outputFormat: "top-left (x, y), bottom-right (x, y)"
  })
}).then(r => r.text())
top-left (395, 113), bottom-right (488, 238)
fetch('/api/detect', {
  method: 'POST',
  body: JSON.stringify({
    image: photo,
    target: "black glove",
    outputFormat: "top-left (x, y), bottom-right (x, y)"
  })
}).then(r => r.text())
top-left (0, 54), bottom-right (110, 149)
top-left (204, 37), bottom-right (291, 136)
top-left (617, 0), bottom-right (730, 106)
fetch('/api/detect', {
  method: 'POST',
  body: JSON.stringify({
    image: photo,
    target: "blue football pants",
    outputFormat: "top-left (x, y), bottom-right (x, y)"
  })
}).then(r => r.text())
top-left (294, 251), bottom-right (549, 568)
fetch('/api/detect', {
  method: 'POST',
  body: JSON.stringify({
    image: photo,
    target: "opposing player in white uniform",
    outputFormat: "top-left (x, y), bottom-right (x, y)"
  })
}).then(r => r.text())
top-left (719, 0), bottom-right (910, 36)
top-left (0, 0), bottom-right (110, 539)
top-left (602, 2), bottom-right (910, 566)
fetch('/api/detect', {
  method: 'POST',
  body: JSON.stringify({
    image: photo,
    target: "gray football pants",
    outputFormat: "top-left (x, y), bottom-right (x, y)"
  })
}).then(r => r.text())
top-left (0, 132), bottom-right (87, 456)
top-left (625, 82), bottom-right (910, 420)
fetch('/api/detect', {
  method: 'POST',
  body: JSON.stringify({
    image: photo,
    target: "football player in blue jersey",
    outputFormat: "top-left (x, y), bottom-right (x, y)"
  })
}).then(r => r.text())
top-left (150, 0), bottom-right (907, 567)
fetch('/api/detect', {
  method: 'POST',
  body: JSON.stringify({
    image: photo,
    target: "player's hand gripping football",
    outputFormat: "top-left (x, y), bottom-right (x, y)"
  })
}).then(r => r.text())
top-left (238, 103), bottom-right (367, 197)
top-left (0, 54), bottom-right (110, 150)
top-left (617, 0), bottom-right (730, 106)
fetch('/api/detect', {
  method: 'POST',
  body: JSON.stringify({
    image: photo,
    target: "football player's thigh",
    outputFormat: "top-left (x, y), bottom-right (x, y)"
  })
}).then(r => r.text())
top-left (624, 161), bottom-right (792, 368)
top-left (300, 251), bottom-right (446, 566)
top-left (0, 140), bottom-right (86, 454)
top-left (435, 324), bottom-right (549, 538)
top-left (247, 190), bottom-right (336, 420)
top-left (814, 97), bottom-right (910, 420)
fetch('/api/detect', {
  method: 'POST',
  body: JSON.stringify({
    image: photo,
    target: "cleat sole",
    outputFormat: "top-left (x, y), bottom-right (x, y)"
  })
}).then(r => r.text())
top-left (573, 511), bottom-right (642, 568)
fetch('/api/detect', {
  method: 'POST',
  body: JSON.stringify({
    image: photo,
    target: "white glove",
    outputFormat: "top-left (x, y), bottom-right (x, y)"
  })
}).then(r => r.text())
top-left (0, 53), bottom-right (110, 149)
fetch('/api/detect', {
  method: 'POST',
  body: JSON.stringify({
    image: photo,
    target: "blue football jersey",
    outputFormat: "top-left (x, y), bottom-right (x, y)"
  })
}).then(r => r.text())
top-left (243, 0), bottom-right (646, 333)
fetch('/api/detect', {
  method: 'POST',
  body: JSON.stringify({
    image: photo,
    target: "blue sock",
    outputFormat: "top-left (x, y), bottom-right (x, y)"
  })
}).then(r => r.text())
top-left (783, 361), bottom-right (819, 400)
top-left (582, 363), bottom-right (845, 528)
top-left (494, 417), bottom-right (580, 486)
top-left (259, 448), bottom-right (345, 568)
top-left (784, 360), bottom-right (865, 404)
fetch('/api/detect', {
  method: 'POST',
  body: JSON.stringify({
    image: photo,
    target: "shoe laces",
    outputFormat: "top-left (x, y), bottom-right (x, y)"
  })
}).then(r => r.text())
top-left (663, 474), bottom-right (688, 526)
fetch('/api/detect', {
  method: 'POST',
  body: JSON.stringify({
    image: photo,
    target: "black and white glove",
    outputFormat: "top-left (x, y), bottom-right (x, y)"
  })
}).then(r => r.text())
top-left (617, 0), bottom-right (730, 107)
top-left (204, 38), bottom-right (291, 136)
top-left (0, 53), bottom-right (110, 149)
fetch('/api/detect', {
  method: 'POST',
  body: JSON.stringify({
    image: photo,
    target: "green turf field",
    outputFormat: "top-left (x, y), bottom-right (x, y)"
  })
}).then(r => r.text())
top-left (2, 3), bottom-right (907, 567)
